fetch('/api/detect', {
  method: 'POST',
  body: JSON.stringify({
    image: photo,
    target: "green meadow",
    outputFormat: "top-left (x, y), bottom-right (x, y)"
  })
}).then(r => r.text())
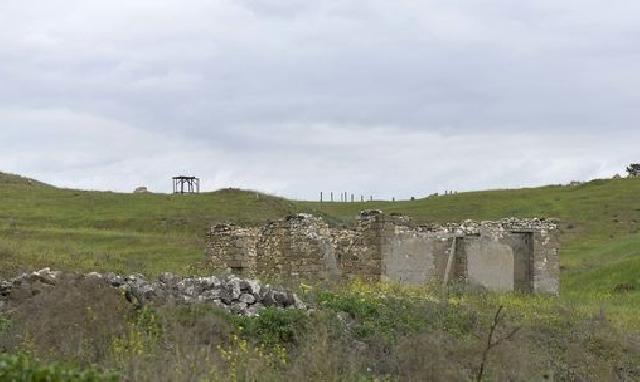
top-left (1, 172), bottom-right (639, 329)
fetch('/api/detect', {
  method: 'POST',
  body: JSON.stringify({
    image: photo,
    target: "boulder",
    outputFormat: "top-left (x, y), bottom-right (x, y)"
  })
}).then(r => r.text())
top-left (239, 293), bottom-right (256, 304)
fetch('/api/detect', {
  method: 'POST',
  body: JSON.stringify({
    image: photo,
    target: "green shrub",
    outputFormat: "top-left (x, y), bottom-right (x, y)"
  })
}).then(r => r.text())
top-left (1, 276), bottom-right (132, 364)
top-left (318, 287), bottom-right (478, 341)
top-left (320, 291), bottom-right (426, 339)
top-left (0, 352), bottom-right (118, 382)
top-left (234, 308), bottom-right (309, 348)
top-left (0, 314), bottom-right (10, 333)
top-left (133, 306), bottom-right (163, 339)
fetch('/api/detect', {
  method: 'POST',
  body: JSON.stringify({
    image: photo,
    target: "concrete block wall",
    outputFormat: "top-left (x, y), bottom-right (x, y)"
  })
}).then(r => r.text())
top-left (382, 228), bottom-right (454, 284)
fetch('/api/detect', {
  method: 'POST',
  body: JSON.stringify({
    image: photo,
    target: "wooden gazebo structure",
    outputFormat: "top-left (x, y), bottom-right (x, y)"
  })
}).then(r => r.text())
top-left (172, 175), bottom-right (200, 194)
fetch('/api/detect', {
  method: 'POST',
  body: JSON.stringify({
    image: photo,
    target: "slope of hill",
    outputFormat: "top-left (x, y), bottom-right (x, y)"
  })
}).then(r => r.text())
top-left (0, 171), bottom-right (51, 187)
top-left (0, 173), bottom-right (638, 328)
top-left (301, 178), bottom-right (640, 328)
top-left (0, 176), bottom-right (297, 276)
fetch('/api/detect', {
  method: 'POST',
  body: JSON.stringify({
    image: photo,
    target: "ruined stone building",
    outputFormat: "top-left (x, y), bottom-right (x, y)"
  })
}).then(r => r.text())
top-left (206, 211), bottom-right (559, 294)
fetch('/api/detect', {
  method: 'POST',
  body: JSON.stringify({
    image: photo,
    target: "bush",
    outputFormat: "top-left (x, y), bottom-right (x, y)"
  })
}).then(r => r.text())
top-left (1, 277), bottom-right (639, 381)
top-left (0, 275), bottom-right (132, 364)
top-left (318, 282), bottom-right (478, 341)
top-left (0, 352), bottom-right (118, 381)
top-left (0, 314), bottom-right (10, 334)
top-left (234, 307), bottom-right (309, 348)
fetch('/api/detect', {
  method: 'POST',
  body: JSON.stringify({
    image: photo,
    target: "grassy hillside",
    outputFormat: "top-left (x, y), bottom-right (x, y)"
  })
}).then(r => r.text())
top-left (0, 172), bottom-right (639, 328)
top-left (302, 179), bottom-right (640, 328)
top-left (0, 173), bottom-right (297, 275)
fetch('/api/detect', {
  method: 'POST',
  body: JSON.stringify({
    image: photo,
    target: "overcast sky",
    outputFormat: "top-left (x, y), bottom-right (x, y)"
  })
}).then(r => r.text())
top-left (1, 1), bottom-right (638, 200)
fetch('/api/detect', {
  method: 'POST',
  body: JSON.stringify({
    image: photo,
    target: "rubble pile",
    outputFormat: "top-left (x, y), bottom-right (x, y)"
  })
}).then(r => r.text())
top-left (0, 268), bottom-right (306, 316)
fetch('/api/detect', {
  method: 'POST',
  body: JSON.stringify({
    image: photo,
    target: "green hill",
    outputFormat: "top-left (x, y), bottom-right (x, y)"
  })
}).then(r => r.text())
top-left (0, 175), bottom-right (298, 276)
top-left (0, 172), bottom-right (638, 328)
top-left (0, 171), bottom-right (51, 187)
top-left (301, 179), bottom-right (640, 328)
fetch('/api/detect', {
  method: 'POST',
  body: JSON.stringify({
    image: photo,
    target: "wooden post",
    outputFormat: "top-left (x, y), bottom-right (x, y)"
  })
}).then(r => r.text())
top-left (442, 236), bottom-right (457, 291)
top-left (331, 192), bottom-right (333, 202)
top-left (320, 192), bottom-right (323, 203)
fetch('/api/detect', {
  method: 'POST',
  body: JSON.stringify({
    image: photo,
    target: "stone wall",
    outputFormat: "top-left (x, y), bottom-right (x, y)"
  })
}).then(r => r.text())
top-left (334, 210), bottom-right (391, 281)
top-left (207, 224), bottom-right (259, 277)
top-left (532, 228), bottom-right (560, 294)
top-left (206, 212), bottom-right (560, 294)
top-left (255, 214), bottom-right (337, 280)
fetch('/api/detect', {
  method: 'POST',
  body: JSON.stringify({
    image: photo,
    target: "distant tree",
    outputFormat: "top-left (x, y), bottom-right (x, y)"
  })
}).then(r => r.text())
top-left (626, 164), bottom-right (640, 178)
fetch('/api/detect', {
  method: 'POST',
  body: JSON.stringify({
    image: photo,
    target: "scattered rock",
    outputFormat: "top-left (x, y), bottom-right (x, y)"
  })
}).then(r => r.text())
top-left (86, 271), bottom-right (102, 278)
top-left (239, 293), bottom-right (256, 304)
top-left (247, 280), bottom-right (261, 296)
top-left (0, 268), bottom-right (306, 317)
top-left (231, 302), bottom-right (248, 314)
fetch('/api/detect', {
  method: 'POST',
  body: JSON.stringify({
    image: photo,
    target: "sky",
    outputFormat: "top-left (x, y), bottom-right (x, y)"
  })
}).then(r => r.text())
top-left (1, 1), bottom-right (638, 200)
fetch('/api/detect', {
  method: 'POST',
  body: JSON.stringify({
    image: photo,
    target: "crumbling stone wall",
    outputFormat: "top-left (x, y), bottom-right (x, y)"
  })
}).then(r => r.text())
top-left (206, 212), bottom-right (560, 294)
top-left (207, 224), bottom-right (259, 277)
top-left (334, 210), bottom-right (391, 281)
top-left (255, 214), bottom-right (337, 280)
top-left (532, 228), bottom-right (560, 294)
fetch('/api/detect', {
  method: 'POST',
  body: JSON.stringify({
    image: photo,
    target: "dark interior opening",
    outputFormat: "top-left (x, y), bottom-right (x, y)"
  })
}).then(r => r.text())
top-left (512, 232), bottom-right (534, 293)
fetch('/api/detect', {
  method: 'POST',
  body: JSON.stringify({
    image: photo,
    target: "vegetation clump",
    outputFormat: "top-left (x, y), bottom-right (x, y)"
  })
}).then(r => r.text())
top-left (0, 352), bottom-right (118, 382)
top-left (0, 276), bottom-right (638, 380)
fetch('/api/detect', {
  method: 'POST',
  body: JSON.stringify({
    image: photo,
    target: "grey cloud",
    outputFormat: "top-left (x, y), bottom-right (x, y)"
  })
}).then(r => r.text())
top-left (0, 1), bottom-right (639, 198)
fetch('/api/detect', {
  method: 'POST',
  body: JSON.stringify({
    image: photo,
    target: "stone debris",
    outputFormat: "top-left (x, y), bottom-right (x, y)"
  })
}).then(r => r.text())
top-left (0, 268), bottom-right (306, 317)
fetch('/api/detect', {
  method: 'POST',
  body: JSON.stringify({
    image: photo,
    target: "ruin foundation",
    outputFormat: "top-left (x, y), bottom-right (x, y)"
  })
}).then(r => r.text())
top-left (206, 211), bottom-right (559, 294)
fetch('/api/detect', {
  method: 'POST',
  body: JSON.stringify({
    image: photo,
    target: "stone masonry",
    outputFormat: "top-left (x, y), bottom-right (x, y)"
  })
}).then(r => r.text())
top-left (206, 211), bottom-right (560, 294)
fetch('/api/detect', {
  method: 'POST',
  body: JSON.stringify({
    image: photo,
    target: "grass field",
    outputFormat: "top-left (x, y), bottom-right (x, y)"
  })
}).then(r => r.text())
top-left (1, 172), bottom-right (639, 329)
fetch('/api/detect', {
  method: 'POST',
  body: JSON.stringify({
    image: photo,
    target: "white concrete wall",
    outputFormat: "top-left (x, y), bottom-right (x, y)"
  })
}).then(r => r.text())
top-left (383, 235), bottom-right (435, 284)
top-left (466, 240), bottom-right (515, 292)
